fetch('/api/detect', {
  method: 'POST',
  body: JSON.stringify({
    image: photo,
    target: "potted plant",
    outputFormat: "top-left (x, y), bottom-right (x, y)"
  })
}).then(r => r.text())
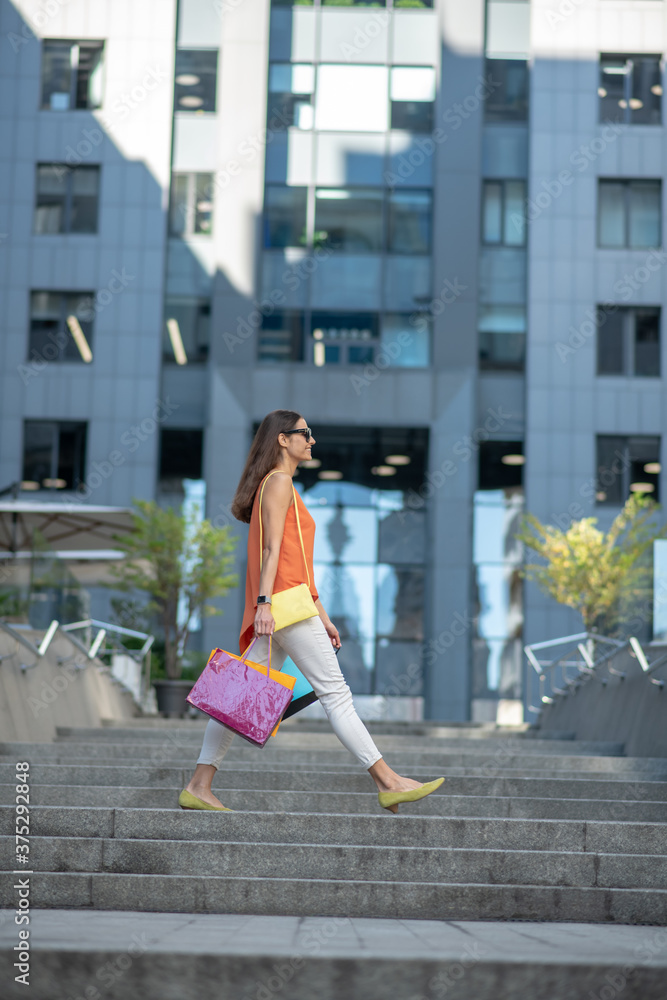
top-left (108, 498), bottom-right (238, 716)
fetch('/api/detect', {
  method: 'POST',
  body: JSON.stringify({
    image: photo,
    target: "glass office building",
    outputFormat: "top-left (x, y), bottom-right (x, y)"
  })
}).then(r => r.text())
top-left (0, 0), bottom-right (664, 721)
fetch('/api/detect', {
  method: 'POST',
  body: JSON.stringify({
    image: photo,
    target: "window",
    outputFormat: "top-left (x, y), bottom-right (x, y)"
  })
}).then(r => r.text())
top-left (484, 59), bottom-right (528, 122)
top-left (482, 180), bottom-right (526, 246)
top-left (163, 298), bottom-right (210, 364)
top-left (169, 173), bottom-right (214, 236)
top-left (596, 435), bottom-right (660, 505)
top-left (388, 190), bottom-right (432, 254)
top-left (41, 40), bottom-right (104, 110)
top-left (599, 54), bottom-right (662, 125)
top-left (159, 429), bottom-right (204, 492)
top-left (315, 188), bottom-right (383, 252)
top-left (22, 421), bottom-right (87, 492)
top-left (597, 306), bottom-right (661, 377)
top-left (312, 311), bottom-right (379, 365)
top-left (268, 64), bottom-right (314, 130)
top-left (598, 179), bottom-right (661, 248)
top-left (478, 304), bottom-right (526, 371)
top-left (316, 65), bottom-right (388, 132)
top-left (258, 311), bottom-right (430, 367)
top-left (35, 164), bottom-right (100, 234)
top-left (174, 49), bottom-right (218, 112)
top-left (390, 67), bottom-right (435, 132)
top-left (264, 186), bottom-right (308, 249)
top-left (29, 292), bottom-right (94, 363)
top-left (259, 311), bottom-right (304, 362)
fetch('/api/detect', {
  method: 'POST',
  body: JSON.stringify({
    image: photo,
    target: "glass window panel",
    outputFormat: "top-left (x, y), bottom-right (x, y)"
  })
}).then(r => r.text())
top-left (348, 345), bottom-right (375, 364)
top-left (474, 564), bottom-right (523, 642)
top-left (174, 49), bottom-right (218, 113)
top-left (264, 185), bottom-right (307, 248)
top-left (57, 424), bottom-right (86, 489)
top-left (169, 174), bottom-right (189, 236)
top-left (268, 63), bottom-right (314, 129)
top-left (258, 310), bottom-right (304, 362)
top-left (23, 422), bottom-right (57, 486)
top-left (597, 307), bottom-right (625, 375)
top-left (388, 190), bottom-right (431, 254)
top-left (41, 41), bottom-right (72, 109)
top-left (29, 291), bottom-right (94, 363)
top-left (315, 188), bottom-right (383, 252)
top-left (194, 173), bottom-right (214, 234)
top-left (634, 308), bottom-right (661, 377)
top-left (159, 429), bottom-right (203, 481)
top-left (378, 508), bottom-right (425, 564)
top-left (631, 55), bottom-right (662, 125)
top-left (374, 640), bottom-right (423, 696)
top-left (390, 67), bottom-right (435, 102)
top-left (483, 182), bottom-right (502, 243)
top-left (484, 59), bottom-right (528, 122)
top-left (376, 566), bottom-right (424, 639)
top-left (478, 304), bottom-right (526, 333)
top-left (315, 65), bottom-right (388, 132)
top-left (504, 180), bottom-right (526, 245)
top-left (599, 56), bottom-right (628, 124)
top-left (76, 42), bottom-right (104, 110)
top-left (380, 313), bottom-right (429, 367)
top-left (310, 506), bottom-right (377, 563)
top-left (596, 435), bottom-right (628, 505)
top-left (70, 167), bottom-right (99, 234)
top-left (35, 165), bottom-right (67, 233)
top-left (390, 100), bottom-right (433, 132)
top-left (629, 180), bottom-right (661, 248)
top-left (313, 562), bottom-right (376, 642)
top-left (478, 331), bottom-right (525, 370)
top-left (598, 181), bottom-right (626, 247)
top-left (163, 298), bottom-right (210, 363)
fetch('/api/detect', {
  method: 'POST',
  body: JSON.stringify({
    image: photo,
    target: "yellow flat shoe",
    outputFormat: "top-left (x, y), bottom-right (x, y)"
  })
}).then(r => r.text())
top-left (378, 777), bottom-right (445, 814)
top-left (178, 789), bottom-right (233, 811)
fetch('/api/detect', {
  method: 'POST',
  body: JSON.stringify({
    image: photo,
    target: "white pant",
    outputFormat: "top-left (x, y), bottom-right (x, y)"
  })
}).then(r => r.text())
top-left (196, 615), bottom-right (383, 770)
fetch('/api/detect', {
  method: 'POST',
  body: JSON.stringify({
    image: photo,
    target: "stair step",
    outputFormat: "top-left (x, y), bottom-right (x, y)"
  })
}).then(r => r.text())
top-left (2, 783), bottom-right (665, 819)
top-left (2, 910), bottom-right (665, 1000)
top-left (2, 807), bottom-right (665, 855)
top-left (3, 763), bottom-right (665, 799)
top-left (2, 872), bottom-right (666, 924)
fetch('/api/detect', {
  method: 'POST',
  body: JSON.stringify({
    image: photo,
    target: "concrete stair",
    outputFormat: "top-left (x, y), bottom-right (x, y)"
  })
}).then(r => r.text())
top-left (1, 720), bottom-right (666, 998)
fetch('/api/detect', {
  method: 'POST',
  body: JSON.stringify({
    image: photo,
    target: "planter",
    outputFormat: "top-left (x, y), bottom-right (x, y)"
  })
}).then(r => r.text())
top-left (152, 679), bottom-right (194, 718)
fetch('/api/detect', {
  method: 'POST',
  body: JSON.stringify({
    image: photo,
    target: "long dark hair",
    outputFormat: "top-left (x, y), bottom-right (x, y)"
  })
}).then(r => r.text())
top-left (231, 409), bottom-right (303, 522)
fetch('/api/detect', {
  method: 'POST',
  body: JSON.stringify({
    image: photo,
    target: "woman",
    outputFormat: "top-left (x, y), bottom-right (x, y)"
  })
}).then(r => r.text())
top-left (179, 410), bottom-right (444, 814)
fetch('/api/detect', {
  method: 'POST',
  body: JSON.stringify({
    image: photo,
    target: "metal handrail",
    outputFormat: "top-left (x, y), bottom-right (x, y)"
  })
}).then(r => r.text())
top-left (60, 618), bottom-right (155, 700)
top-left (629, 637), bottom-right (666, 689)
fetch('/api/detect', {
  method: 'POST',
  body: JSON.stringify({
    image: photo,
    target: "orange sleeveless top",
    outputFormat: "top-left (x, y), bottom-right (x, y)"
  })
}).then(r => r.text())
top-left (239, 471), bottom-right (319, 653)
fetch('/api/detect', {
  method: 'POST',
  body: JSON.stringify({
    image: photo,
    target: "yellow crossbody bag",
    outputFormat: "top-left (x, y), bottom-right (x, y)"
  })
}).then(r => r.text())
top-left (258, 471), bottom-right (319, 631)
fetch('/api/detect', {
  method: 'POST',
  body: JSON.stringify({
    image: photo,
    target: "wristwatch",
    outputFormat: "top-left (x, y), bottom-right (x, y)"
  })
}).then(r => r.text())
top-left (256, 595), bottom-right (272, 605)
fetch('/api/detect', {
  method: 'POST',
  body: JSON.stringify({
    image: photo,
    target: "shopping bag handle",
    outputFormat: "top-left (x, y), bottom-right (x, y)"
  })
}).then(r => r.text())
top-left (241, 634), bottom-right (272, 678)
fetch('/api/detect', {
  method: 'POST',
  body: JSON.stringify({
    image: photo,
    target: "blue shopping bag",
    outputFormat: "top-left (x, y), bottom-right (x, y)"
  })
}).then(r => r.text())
top-left (280, 656), bottom-right (319, 719)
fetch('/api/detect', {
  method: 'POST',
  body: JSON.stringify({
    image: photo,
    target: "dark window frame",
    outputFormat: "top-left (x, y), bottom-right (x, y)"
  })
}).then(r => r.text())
top-left (597, 178), bottom-right (662, 249)
top-left (34, 163), bottom-right (100, 235)
top-left (174, 48), bottom-right (219, 114)
top-left (22, 419), bottom-right (87, 492)
top-left (598, 52), bottom-right (663, 126)
top-left (596, 434), bottom-right (661, 505)
top-left (596, 304), bottom-right (661, 377)
top-left (481, 178), bottom-right (527, 247)
top-left (28, 290), bottom-right (95, 364)
top-left (40, 39), bottom-right (105, 111)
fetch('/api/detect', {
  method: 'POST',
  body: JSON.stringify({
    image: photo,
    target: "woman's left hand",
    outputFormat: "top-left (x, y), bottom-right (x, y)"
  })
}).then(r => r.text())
top-left (322, 618), bottom-right (341, 650)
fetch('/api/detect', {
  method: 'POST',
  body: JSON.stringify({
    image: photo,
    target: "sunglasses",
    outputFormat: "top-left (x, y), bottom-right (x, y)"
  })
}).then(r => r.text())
top-left (284, 427), bottom-right (313, 442)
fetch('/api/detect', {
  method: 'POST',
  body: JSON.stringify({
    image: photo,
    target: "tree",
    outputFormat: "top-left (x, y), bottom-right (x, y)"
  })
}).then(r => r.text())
top-left (516, 493), bottom-right (667, 634)
top-left (107, 499), bottom-right (238, 679)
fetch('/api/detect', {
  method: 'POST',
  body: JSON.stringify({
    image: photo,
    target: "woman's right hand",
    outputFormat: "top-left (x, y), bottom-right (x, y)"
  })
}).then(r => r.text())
top-left (254, 603), bottom-right (276, 636)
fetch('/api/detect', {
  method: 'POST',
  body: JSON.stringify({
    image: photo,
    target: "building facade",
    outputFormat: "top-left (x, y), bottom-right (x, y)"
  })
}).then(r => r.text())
top-left (0, 0), bottom-right (665, 721)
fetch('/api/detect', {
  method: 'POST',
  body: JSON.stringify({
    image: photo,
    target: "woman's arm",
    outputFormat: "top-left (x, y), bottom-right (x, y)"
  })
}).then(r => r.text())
top-left (254, 472), bottom-right (293, 636)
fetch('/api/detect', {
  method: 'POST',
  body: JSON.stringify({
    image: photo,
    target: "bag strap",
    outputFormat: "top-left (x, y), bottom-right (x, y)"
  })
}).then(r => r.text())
top-left (258, 470), bottom-right (311, 589)
top-left (241, 634), bottom-right (272, 677)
